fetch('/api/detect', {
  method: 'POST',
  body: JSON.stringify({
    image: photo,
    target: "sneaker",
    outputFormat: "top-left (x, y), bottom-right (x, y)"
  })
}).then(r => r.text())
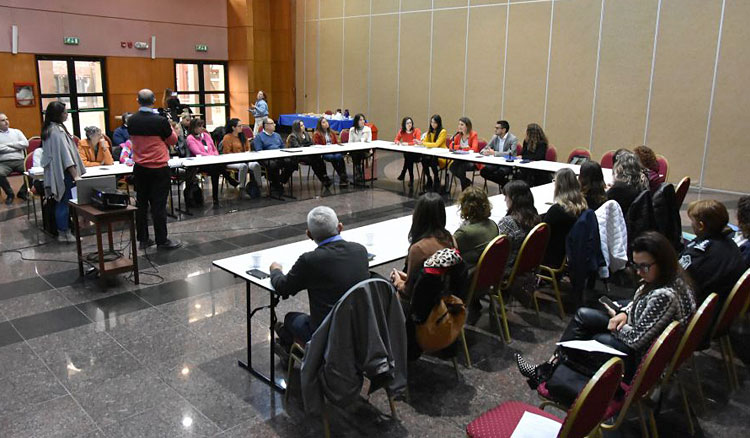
top-left (56, 231), bottom-right (73, 244)
top-left (138, 239), bottom-right (155, 249)
top-left (156, 239), bottom-right (183, 250)
top-left (4, 194), bottom-right (14, 205)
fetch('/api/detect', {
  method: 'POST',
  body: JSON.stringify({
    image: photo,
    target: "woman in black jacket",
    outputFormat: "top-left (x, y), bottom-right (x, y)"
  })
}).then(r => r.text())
top-left (516, 231), bottom-right (696, 383)
top-left (288, 119), bottom-right (331, 188)
top-left (542, 168), bottom-right (587, 268)
top-left (606, 151), bottom-right (648, 214)
top-left (518, 123), bottom-right (550, 185)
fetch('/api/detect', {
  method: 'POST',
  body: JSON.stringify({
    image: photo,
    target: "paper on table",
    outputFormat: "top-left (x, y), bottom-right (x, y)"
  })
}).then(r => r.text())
top-left (510, 411), bottom-right (562, 438)
top-left (556, 340), bottom-right (627, 356)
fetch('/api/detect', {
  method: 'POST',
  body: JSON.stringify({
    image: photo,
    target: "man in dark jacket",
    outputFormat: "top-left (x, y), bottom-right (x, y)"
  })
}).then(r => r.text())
top-left (270, 206), bottom-right (370, 347)
top-left (680, 200), bottom-right (745, 308)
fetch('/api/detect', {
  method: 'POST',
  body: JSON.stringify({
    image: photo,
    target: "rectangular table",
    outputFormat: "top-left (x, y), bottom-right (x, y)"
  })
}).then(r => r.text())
top-left (212, 183), bottom-right (557, 392)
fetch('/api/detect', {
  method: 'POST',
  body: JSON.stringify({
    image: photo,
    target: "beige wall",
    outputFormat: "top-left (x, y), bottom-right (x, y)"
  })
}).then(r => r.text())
top-left (297, 0), bottom-right (749, 193)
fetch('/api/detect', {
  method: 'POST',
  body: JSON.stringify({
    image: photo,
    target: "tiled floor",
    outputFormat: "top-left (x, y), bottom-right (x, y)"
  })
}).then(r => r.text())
top-left (0, 151), bottom-right (747, 437)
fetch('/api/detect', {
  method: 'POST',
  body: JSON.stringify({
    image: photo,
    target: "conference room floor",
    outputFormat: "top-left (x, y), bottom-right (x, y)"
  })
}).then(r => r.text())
top-left (0, 151), bottom-right (747, 437)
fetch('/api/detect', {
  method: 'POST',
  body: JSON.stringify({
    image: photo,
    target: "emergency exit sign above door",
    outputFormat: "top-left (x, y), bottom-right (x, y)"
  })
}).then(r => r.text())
top-left (64, 37), bottom-right (79, 45)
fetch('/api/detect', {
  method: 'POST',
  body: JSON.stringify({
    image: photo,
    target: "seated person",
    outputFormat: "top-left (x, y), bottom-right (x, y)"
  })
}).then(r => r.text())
top-left (448, 117), bottom-right (480, 191)
top-left (516, 231), bottom-right (696, 383)
top-left (312, 117), bottom-right (348, 187)
top-left (497, 180), bottom-right (541, 274)
top-left (394, 116), bottom-right (421, 187)
top-left (679, 200), bottom-right (746, 308)
top-left (0, 112), bottom-right (29, 203)
top-left (734, 195), bottom-right (750, 267)
top-left (186, 118), bottom-right (239, 207)
top-left (633, 145), bottom-right (665, 192)
top-left (347, 113), bottom-right (372, 185)
top-left (288, 119), bottom-right (331, 189)
top-left (78, 126), bottom-right (114, 167)
top-left (222, 118), bottom-right (262, 198)
top-left (271, 206), bottom-right (370, 347)
top-left (414, 114), bottom-right (447, 192)
top-left (516, 123), bottom-right (550, 186)
top-left (253, 117), bottom-right (297, 199)
top-left (606, 151), bottom-right (648, 214)
top-left (578, 160), bottom-right (607, 211)
top-left (390, 193), bottom-right (455, 302)
top-left (112, 112), bottom-right (131, 157)
top-left (479, 120), bottom-right (518, 187)
top-left (543, 168), bottom-right (588, 268)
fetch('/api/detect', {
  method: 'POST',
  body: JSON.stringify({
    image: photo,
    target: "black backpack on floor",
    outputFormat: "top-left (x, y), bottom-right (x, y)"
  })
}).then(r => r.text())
top-left (184, 180), bottom-right (204, 208)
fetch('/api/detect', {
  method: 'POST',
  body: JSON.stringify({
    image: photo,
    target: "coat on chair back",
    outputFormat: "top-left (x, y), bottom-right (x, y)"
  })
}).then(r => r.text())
top-left (301, 278), bottom-right (408, 415)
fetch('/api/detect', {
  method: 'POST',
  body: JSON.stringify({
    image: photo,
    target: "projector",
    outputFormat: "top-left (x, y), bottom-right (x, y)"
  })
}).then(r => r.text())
top-left (91, 189), bottom-right (130, 210)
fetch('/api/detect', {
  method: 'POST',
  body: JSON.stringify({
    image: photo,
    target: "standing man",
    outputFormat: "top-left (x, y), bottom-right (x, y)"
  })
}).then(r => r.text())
top-left (253, 117), bottom-right (296, 199)
top-left (270, 206), bottom-right (370, 351)
top-left (128, 89), bottom-right (181, 250)
top-left (0, 113), bottom-right (29, 205)
top-left (479, 120), bottom-right (518, 188)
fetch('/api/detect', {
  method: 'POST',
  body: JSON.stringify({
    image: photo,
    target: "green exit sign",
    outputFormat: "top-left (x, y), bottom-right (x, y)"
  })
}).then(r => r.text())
top-left (195, 44), bottom-right (208, 52)
top-left (63, 37), bottom-right (79, 45)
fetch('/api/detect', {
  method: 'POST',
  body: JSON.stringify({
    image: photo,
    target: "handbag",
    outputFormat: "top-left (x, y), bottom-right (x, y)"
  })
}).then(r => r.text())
top-left (415, 294), bottom-right (466, 353)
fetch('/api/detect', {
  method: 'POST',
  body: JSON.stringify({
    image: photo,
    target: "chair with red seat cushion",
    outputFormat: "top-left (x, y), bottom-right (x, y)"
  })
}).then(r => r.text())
top-left (567, 148), bottom-right (591, 163)
top-left (674, 176), bottom-right (690, 210)
top-left (656, 154), bottom-right (669, 181)
top-left (662, 293), bottom-right (718, 435)
top-left (339, 129), bottom-right (349, 143)
top-left (241, 125), bottom-right (254, 142)
top-left (546, 145), bottom-right (557, 162)
top-left (703, 269), bottom-right (750, 390)
top-left (27, 136), bottom-right (41, 157)
top-left (365, 122), bottom-right (378, 140)
top-left (467, 357), bottom-right (624, 438)
top-left (600, 150), bottom-right (616, 169)
top-left (516, 143), bottom-right (523, 156)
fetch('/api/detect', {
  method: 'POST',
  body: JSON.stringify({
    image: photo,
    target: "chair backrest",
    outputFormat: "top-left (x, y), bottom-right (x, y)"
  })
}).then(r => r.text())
top-left (600, 150), bottom-right (615, 169)
top-left (664, 293), bottom-right (718, 381)
top-left (656, 154), bottom-right (669, 181)
top-left (466, 235), bottom-right (511, 305)
top-left (613, 321), bottom-right (681, 425)
top-left (674, 176), bottom-right (690, 209)
top-left (340, 129), bottom-right (350, 143)
top-left (324, 110), bottom-right (333, 115)
top-left (507, 223), bottom-right (550, 286)
top-left (546, 145), bottom-right (557, 162)
top-left (73, 135), bottom-right (80, 146)
top-left (516, 143), bottom-right (523, 156)
top-left (711, 268), bottom-right (750, 339)
top-left (27, 136), bottom-right (42, 156)
top-left (365, 122), bottom-right (378, 140)
top-left (24, 153), bottom-right (34, 174)
top-left (242, 125), bottom-right (254, 141)
top-left (477, 140), bottom-right (487, 151)
top-left (559, 358), bottom-right (624, 438)
top-left (567, 148), bottom-right (591, 163)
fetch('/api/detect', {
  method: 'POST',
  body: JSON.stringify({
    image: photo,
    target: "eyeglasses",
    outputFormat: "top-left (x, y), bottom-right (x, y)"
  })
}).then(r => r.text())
top-left (633, 262), bottom-right (655, 273)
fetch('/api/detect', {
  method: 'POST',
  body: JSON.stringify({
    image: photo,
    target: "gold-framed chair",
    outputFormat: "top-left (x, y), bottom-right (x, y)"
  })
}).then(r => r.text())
top-left (462, 235), bottom-right (511, 365)
top-left (674, 176), bottom-right (690, 210)
top-left (535, 258), bottom-right (567, 320)
top-left (467, 357), bottom-right (624, 438)
top-left (661, 293), bottom-right (719, 435)
top-left (491, 223), bottom-right (550, 343)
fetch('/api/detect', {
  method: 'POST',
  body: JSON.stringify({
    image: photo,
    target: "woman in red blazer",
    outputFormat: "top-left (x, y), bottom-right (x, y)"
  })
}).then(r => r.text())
top-left (449, 117), bottom-right (479, 191)
top-left (312, 117), bottom-right (348, 187)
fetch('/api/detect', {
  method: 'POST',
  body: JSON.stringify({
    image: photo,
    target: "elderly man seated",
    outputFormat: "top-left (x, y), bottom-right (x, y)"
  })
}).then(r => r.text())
top-left (0, 112), bottom-right (29, 204)
top-left (270, 206), bottom-right (370, 354)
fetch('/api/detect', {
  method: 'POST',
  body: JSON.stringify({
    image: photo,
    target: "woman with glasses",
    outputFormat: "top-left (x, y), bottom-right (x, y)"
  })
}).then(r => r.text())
top-left (515, 231), bottom-right (696, 384)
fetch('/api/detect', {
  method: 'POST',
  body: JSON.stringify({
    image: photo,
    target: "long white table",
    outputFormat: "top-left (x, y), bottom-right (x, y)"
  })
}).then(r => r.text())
top-left (211, 182), bottom-right (558, 392)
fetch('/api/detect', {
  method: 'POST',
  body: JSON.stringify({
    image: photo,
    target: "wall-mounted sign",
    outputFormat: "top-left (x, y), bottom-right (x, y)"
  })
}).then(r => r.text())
top-left (134, 41), bottom-right (149, 50)
top-left (63, 36), bottom-right (79, 45)
top-left (195, 44), bottom-right (208, 52)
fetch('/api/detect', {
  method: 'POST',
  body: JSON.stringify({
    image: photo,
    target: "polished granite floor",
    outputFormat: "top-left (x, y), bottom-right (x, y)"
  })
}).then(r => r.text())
top-left (0, 151), bottom-right (748, 437)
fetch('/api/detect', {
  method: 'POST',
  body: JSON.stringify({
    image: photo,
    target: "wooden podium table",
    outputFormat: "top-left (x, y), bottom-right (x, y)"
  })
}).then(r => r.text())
top-left (69, 203), bottom-right (139, 284)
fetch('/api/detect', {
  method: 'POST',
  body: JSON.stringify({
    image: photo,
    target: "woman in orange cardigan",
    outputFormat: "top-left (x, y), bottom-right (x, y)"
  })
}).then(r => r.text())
top-left (312, 117), bottom-right (348, 187)
top-left (78, 126), bottom-right (114, 167)
top-left (449, 117), bottom-right (479, 190)
top-left (394, 116), bottom-right (421, 187)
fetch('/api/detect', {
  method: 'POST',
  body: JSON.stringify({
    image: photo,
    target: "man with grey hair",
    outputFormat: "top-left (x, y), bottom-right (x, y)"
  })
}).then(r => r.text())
top-left (128, 89), bottom-right (181, 250)
top-left (0, 112), bottom-right (29, 204)
top-left (270, 206), bottom-right (370, 349)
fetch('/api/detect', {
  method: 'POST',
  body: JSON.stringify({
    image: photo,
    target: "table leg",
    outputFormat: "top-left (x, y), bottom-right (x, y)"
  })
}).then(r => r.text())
top-left (130, 212), bottom-right (139, 285)
top-left (73, 209), bottom-right (83, 277)
top-left (95, 222), bottom-right (105, 276)
top-left (107, 223), bottom-right (114, 252)
top-left (237, 281), bottom-right (285, 393)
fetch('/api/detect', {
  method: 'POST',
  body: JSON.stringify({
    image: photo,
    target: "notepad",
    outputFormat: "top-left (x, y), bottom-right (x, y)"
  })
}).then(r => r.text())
top-left (556, 340), bottom-right (627, 356)
top-left (510, 411), bottom-right (562, 438)
top-left (281, 148), bottom-right (303, 153)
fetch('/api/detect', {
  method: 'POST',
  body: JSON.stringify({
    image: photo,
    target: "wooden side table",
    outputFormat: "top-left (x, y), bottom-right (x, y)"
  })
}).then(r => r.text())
top-left (69, 202), bottom-right (139, 284)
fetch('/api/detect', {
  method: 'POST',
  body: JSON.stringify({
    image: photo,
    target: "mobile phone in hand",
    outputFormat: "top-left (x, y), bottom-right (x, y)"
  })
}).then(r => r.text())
top-left (599, 296), bottom-right (620, 311)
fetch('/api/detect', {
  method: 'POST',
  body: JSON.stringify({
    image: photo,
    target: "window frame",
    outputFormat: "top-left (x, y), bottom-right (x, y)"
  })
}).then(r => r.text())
top-left (35, 55), bottom-right (109, 138)
top-left (174, 60), bottom-right (229, 127)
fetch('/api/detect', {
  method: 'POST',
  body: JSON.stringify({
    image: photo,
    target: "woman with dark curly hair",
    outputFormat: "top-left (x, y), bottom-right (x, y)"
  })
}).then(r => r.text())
top-left (633, 145), bottom-right (664, 191)
top-left (453, 186), bottom-right (499, 271)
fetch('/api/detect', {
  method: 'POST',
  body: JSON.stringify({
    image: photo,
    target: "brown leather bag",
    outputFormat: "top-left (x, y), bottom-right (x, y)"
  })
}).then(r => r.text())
top-left (415, 294), bottom-right (466, 353)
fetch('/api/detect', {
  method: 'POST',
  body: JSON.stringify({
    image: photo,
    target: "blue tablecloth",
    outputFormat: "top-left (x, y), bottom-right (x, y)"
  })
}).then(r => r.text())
top-left (278, 114), bottom-right (354, 132)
